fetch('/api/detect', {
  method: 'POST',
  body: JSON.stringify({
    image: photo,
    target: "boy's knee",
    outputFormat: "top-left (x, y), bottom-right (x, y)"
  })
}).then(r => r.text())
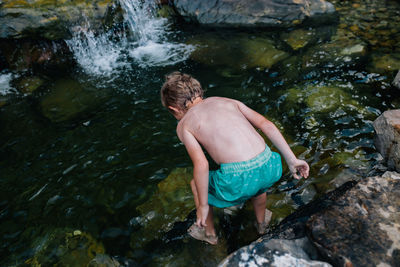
top-left (190, 179), bottom-right (196, 187)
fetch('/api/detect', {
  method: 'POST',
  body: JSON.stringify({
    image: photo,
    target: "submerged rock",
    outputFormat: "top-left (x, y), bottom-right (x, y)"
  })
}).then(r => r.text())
top-left (14, 76), bottom-right (45, 94)
top-left (0, 0), bottom-right (117, 39)
top-left (130, 168), bottom-right (195, 248)
top-left (280, 28), bottom-right (317, 50)
top-left (393, 71), bottom-right (400, 90)
top-left (174, 0), bottom-right (336, 28)
top-left (368, 53), bottom-right (400, 74)
top-left (307, 172), bottom-right (400, 267)
top-left (25, 228), bottom-right (105, 266)
top-left (373, 110), bottom-right (400, 172)
top-left (188, 33), bottom-right (289, 70)
top-left (302, 28), bottom-right (367, 69)
top-left (39, 78), bottom-right (108, 123)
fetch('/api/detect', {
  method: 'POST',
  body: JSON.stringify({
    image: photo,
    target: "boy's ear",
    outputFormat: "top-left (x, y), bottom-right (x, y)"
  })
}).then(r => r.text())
top-left (168, 106), bottom-right (179, 114)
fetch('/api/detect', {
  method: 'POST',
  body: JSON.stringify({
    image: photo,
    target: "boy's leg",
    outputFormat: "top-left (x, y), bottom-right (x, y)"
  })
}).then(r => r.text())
top-left (251, 192), bottom-right (267, 224)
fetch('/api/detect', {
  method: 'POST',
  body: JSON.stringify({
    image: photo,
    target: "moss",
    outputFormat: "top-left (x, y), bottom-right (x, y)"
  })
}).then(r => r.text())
top-left (15, 76), bottom-right (45, 94)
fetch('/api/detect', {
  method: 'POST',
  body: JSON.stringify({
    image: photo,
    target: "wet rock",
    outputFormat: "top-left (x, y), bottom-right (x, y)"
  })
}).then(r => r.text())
top-left (281, 28), bottom-right (317, 50)
top-left (87, 254), bottom-right (120, 267)
top-left (0, 0), bottom-right (117, 40)
top-left (302, 28), bottom-right (367, 69)
top-left (307, 172), bottom-right (400, 267)
top-left (368, 53), bottom-right (400, 74)
top-left (285, 84), bottom-right (363, 114)
top-left (220, 237), bottom-right (331, 267)
top-left (188, 33), bottom-right (288, 70)
top-left (130, 168), bottom-right (195, 248)
top-left (25, 228), bottom-right (105, 266)
top-left (0, 39), bottom-right (73, 72)
top-left (174, 0), bottom-right (336, 28)
top-left (39, 78), bottom-right (108, 123)
top-left (373, 110), bottom-right (400, 172)
top-left (14, 76), bottom-right (45, 94)
top-left (393, 71), bottom-right (400, 90)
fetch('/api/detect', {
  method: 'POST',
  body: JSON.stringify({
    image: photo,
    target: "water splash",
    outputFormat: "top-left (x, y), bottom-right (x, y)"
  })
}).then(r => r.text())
top-left (66, 0), bottom-right (194, 76)
top-left (0, 72), bottom-right (16, 95)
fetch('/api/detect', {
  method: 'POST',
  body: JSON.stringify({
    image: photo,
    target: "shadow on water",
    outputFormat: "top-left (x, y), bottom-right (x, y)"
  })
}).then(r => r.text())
top-left (1, 0), bottom-right (400, 266)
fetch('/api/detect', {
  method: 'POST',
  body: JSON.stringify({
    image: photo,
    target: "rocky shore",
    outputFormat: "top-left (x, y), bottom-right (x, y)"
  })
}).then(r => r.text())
top-left (220, 110), bottom-right (400, 267)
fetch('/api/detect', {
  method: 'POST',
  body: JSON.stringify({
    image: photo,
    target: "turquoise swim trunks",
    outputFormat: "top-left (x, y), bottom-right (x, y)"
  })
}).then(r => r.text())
top-left (208, 146), bottom-right (282, 208)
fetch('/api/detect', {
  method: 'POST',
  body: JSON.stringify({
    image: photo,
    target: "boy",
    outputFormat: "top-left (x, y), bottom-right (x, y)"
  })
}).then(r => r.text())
top-left (161, 72), bottom-right (309, 245)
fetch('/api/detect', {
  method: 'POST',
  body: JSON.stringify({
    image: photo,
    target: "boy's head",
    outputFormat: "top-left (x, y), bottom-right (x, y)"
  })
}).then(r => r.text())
top-left (161, 72), bottom-right (204, 118)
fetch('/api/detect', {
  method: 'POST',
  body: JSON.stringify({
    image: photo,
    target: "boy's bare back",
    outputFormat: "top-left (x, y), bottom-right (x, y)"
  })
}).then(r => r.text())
top-left (177, 97), bottom-right (266, 164)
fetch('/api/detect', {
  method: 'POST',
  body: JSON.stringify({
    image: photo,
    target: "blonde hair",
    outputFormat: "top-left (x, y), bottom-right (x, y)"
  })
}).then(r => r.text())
top-left (160, 72), bottom-right (204, 112)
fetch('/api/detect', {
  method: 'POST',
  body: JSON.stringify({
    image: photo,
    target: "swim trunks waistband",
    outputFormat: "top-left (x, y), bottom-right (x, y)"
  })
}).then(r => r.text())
top-left (219, 146), bottom-right (272, 174)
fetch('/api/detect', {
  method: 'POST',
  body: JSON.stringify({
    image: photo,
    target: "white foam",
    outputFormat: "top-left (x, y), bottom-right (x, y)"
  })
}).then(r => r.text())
top-left (0, 72), bottom-right (15, 95)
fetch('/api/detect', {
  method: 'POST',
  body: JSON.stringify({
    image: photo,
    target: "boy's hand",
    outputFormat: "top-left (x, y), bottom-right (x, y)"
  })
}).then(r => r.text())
top-left (289, 159), bottom-right (310, 179)
top-left (196, 204), bottom-right (209, 227)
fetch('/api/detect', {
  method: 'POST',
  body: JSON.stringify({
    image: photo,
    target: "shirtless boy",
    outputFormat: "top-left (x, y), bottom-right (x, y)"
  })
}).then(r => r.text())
top-left (161, 72), bottom-right (309, 245)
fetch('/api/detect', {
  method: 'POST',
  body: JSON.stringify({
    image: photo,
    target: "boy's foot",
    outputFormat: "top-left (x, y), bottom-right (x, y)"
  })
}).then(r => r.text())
top-left (255, 208), bottom-right (272, 235)
top-left (187, 224), bottom-right (218, 245)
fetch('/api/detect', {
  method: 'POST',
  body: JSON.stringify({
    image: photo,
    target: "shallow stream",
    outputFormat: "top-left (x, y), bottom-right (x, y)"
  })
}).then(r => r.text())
top-left (1, 0), bottom-right (400, 266)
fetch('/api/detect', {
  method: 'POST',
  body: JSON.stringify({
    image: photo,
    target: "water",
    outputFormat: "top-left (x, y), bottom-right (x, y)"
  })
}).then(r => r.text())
top-left (66, 0), bottom-right (194, 77)
top-left (1, 0), bottom-right (400, 266)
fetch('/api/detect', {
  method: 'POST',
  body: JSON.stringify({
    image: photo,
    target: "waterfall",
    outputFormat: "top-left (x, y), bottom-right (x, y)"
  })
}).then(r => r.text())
top-left (67, 0), bottom-right (194, 76)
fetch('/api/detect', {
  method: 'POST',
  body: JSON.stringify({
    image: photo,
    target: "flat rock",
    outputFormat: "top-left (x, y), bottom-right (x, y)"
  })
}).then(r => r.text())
top-left (307, 172), bottom-right (400, 266)
top-left (174, 0), bottom-right (335, 28)
top-left (373, 110), bottom-right (400, 172)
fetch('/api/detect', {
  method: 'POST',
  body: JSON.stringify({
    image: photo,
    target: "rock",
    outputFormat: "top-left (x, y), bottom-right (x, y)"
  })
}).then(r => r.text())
top-left (0, 39), bottom-right (73, 72)
top-left (87, 254), bottom-right (120, 267)
top-left (281, 28), bottom-right (317, 50)
top-left (219, 237), bottom-right (332, 266)
top-left (393, 70), bottom-right (400, 89)
top-left (307, 172), bottom-right (400, 266)
top-left (368, 53), bottom-right (400, 73)
top-left (188, 33), bottom-right (288, 70)
top-left (130, 168), bottom-right (195, 248)
top-left (39, 78), bottom-right (108, 123)
top-left (0, 0), bottom-right (117, 40)
top-left (174, 0), bottom-right (336, 28)
top-left (302, 28), bottom-right (367, 69)
top-left (25, 228), bottom-right (105, 266)
top-left (373, 110), bottom-right (400, 172)
top-left (14, 76), bottom-right (45, 94)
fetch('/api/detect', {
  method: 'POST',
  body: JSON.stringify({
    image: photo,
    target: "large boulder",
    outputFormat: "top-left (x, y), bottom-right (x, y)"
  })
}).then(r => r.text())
top-left (173, 0), bottom-right (336, 28)
top-left (307, 172), bottom-right (400, 267)
top-left (219, 237), bottom-right (332, 267)
top-left (0, 0), bottom-right (118, 40)
top-left (373, 110), bottom-right (400, 172)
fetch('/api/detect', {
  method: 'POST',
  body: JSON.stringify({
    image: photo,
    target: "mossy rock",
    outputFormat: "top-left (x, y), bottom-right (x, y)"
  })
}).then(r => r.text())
top-left (302, 28), bottom-right (367, 69)
top-left (131, 168), bottom-right (194, 248)
top-left (40, 78), bottom-right (108, 123)
top-left (280, 28), bottom-right (317, 50)
top-left (285, 84), bottom-right (362, 114)
top-left (0, 0), bottom-right (117, 39)
top-left (266, 192), bottom-right (296, 225)
top-left (188, 34), bottom-right (288, 70)
top-left (25, 228), bottom-right (105, 266)
top-left (14, 76), bottom-right (45, 94)
top-left (367, 53), bottom-right (400, 73)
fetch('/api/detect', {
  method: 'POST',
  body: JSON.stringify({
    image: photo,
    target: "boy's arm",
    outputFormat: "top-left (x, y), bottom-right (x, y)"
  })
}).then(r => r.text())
top-left (236, 101), bottom-right (309, 179)
top-left (177, 126), bottom-right (210, 227)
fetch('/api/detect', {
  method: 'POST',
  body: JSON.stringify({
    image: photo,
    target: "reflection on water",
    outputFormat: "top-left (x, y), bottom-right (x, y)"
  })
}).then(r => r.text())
top-left (1, 0), bottom-right (400, 266)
